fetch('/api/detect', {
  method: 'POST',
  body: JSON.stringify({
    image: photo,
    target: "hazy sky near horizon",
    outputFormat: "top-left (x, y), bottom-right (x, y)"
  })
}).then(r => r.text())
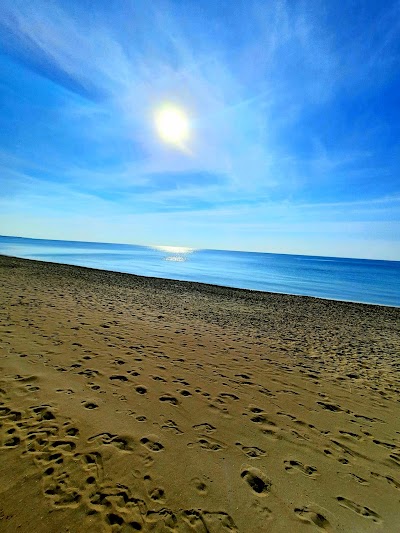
top-left (0, 0), bottom-right (399, 259)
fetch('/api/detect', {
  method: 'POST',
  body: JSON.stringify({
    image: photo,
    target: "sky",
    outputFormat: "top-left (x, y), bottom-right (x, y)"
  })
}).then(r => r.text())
top-left (0, 0), bottom-right (399, 260)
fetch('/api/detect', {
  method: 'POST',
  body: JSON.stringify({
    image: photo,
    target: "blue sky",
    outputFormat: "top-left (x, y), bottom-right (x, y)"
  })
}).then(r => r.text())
top-left (0, 0), bottom-right (399, 259)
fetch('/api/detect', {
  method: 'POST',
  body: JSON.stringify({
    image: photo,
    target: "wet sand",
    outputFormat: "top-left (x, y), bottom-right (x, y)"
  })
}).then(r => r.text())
top-left (0, 254), bottom-right (399, 532)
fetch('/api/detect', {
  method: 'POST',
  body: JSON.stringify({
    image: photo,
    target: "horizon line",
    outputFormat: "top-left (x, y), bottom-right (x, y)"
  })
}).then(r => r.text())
top-left (1, 233), bottom-right (399, 263)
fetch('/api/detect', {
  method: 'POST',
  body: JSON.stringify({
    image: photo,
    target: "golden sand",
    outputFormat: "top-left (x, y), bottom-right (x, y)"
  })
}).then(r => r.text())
top-left (0, 255), bottom-right (399, 532)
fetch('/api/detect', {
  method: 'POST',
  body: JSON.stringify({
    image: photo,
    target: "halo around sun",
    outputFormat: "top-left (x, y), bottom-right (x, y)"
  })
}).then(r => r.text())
top-left (154, 103), bottom-right (190, 147)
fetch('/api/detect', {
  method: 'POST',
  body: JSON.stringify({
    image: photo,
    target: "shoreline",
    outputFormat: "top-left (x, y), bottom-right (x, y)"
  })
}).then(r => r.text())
top-left (1, 253), bottom-right (398, 310)
top-left (1, 254), bottom-right (399, 532)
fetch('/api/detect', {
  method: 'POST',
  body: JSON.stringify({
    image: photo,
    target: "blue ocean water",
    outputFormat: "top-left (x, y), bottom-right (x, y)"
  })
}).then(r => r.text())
top-left (1, 235), bottom-right (399, 307)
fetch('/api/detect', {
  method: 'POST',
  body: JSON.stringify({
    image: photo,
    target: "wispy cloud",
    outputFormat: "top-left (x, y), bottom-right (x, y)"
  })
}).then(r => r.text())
top-left (0, 1), bottom-right (353, 184)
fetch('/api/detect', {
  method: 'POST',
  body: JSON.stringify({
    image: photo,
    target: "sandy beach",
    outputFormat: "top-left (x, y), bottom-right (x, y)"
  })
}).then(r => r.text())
top-left (0, 254), bottom-right (399, 532)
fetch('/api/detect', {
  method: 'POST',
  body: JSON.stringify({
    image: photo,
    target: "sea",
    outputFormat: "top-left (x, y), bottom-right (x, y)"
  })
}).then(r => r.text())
top-left (1, 235), bottom-right (399, 307)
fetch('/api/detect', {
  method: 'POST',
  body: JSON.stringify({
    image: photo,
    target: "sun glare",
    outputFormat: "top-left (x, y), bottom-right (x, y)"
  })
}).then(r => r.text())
top-left (154, 104), bottom-right (190, 147)
top-left (152, 245), bottom-right (195, 262)
top-left (153, 245), bottom-right (194, 254)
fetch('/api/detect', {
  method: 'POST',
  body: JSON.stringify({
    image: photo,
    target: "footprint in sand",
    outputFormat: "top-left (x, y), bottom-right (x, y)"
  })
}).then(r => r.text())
top-left (247, 410), bottom-right (279, 438)
top-left (32, 405), bottom-right (56, 420)
top-left (249, 414), bottom-right (276, 426)
top-left (127, 370), bottom-right (140, 377)
top-left (339, 430), bottom-right (362, 440)
top-left (284, 459), bottom-right (319, 478)
top-left (143, 475), bottom-right (166, 502)
top-left (294, 507), bottom-right (333, 531)
top-left (190, 437), bottom-right (225, 451)
top-left (371, 471), bottom-right (400, 489)
top-left (161, 419), bottom-right (182, 434)
top-left (87, 432), bottom-right (135, 451)
top-left (149, 487), bottom-right (166, 502)
top-left (43, 485), bottom-right (82, 509)
top-left (201, 511), bottom-right (238, 531)
top-left (338, 472), bottom-right (369, 485)
top-left (241, 466), bottom-right (271, 496)
top-left (159, 394), bottom-right (179, 406)
top-left (140, 435), bottom-right (164, 452)
top-left (48, 439), bottom-right (77, 452)
top-left (0, 407), bottom-right (22, 422)
top-left (372, 438), bottom-right (397, 450)
top-left (109, 375), bottom-right (129, 382)
top-left (192, 477), bottom-right (208, 495)
top-left (56, 388), bottom-right (75, 395)
top-left (178, 389), bottom-right (192, 397)
top-left (218, 392), bottom-right (239, 401)
top-left (1, 434), bottom-right (21, 448)
top-left (152, 375), bottom-right (167, 382)
top-left (336, 496), bottom-right (381, 523)
top-left (251, 500), bottom-right (273, 520)
top-left (192, 423), bottom-right (216, 433)
top-left (81, 451), bottom-right (104, 480)
top-left (83, 401), bottom-right (98, 410)
top-left (236, 442), bottom-right (266, 458)
top-left (316, 401), bottom-right (343, 412)
top-left (177, 509), bottom-right (238, 533)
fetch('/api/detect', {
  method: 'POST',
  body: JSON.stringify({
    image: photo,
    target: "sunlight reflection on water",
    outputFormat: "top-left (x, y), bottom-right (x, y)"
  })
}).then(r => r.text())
top-left (165, 256), bottom-right (185, 262)
top-left (151, 245), bottom-right (195, 262)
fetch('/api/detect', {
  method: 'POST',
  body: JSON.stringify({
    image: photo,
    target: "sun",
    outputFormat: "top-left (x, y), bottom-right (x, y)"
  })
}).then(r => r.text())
top-left (154, 104), bottom-right (190, 147)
